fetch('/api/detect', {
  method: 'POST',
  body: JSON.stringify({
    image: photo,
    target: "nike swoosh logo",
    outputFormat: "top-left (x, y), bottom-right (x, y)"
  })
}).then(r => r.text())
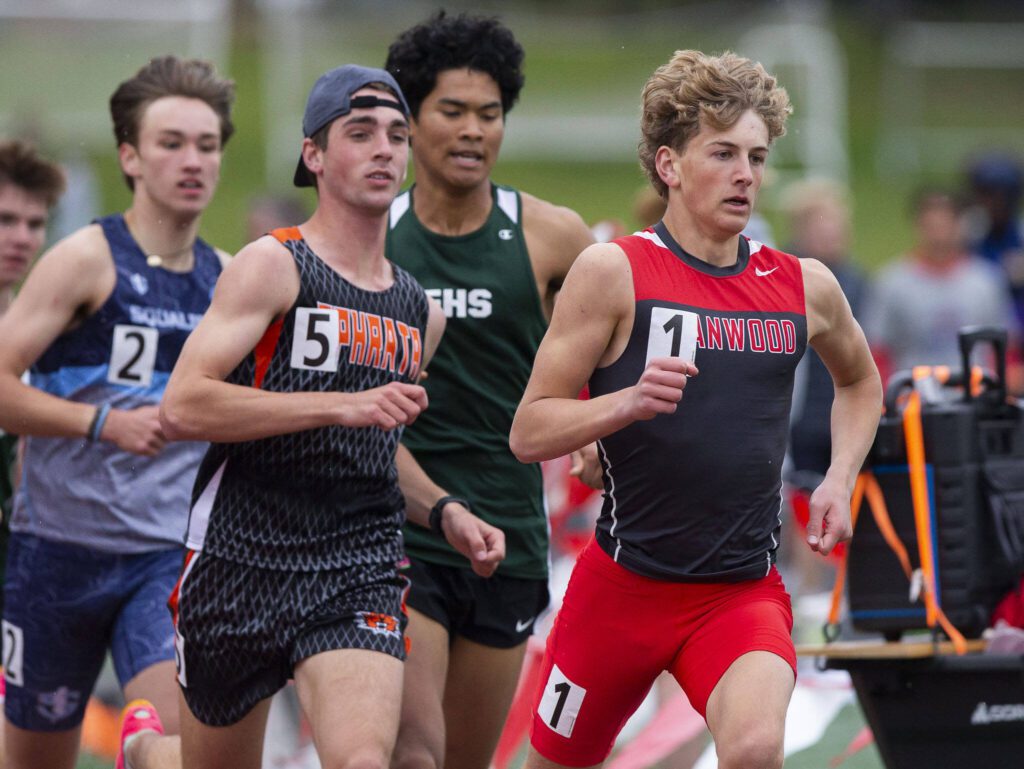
top-left (515, 617), bottom-right (535, 633)
top-left (755, 267), bottom-right (779, 277)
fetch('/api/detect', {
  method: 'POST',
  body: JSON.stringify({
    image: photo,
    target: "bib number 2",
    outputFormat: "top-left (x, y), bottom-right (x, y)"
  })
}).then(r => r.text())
top-left (108, 325), bottom-right (159, 386)
top-left (537, 664), bottom-right (586, 738)
top-left (2, 620), bottom-right (24, 686)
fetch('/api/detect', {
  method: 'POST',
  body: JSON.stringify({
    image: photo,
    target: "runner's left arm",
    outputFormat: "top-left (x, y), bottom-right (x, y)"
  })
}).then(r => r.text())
top-left (397, 296), bottom-right (505, 576)
top-left (802, 258), bottom-right (883, 555)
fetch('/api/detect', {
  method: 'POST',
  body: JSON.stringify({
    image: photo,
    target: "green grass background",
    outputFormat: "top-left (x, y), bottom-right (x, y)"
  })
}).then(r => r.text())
top-left (7, 4), bottom-right (1018, 270)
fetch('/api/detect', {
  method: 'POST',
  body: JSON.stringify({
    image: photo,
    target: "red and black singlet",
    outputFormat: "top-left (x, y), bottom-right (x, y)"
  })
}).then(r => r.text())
top-left (589, 222), bottom-right (807, 582)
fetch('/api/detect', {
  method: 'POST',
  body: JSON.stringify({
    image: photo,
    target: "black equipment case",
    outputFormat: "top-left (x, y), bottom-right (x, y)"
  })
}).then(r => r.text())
top-left (847, 327), bottom-right (1024, 639)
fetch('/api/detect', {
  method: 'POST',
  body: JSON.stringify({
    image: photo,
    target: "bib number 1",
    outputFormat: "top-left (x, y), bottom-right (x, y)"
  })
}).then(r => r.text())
top-left (537, 664), bottom-right (586, 738)
top-left (645, 307), bottom-right (698, 366)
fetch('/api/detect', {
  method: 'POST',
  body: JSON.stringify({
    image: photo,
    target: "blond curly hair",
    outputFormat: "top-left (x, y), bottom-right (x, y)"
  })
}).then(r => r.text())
top-left (639, 50), bottom-right (791, 198)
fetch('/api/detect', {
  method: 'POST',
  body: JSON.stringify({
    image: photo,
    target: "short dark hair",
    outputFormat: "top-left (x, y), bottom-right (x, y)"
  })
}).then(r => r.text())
top-left (109, 55), bottom-right (235, 189)
top-left (0, 140), bottom-right (66, 208)
top-left (385, 11), bottom-right (524, 119)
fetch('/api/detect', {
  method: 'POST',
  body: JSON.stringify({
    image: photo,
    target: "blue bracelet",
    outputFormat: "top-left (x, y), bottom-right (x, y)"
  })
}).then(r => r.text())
top-left (88, 404), bottom-right (111, 442)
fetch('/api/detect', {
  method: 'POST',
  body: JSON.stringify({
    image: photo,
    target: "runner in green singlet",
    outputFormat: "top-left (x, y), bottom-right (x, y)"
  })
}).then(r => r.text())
top-left (384, 12), bottom-right (595, 769)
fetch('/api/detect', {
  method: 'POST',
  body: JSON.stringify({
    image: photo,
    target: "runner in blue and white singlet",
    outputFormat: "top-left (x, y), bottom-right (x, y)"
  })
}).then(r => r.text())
top-left (13, 212), bottom-right (220, 551)
top-left (0, 56), bottom-right (235, 760)
top-left (2, 214), bottom-right (223, 736)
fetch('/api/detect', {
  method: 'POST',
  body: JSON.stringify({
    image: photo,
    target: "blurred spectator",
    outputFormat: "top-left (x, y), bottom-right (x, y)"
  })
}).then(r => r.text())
top-left (783, 178), bottom-right (870, 478)
top-left (964, 153), bottom-right (1024, 330)
top-left (865, 189), bottom-right (1019, 377)
top-left (777, 179), bottom-right (869, 599)
top-left (633, 186), bottom-right (666, 229)
top-left (245, 194), bottom-right (307, 242)
top-left (589, 187), bottom-right (664, 242)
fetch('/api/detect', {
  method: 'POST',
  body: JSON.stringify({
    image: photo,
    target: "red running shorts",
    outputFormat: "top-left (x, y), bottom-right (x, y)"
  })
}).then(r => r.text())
top-left (530, 539), bottom-right (796, 767)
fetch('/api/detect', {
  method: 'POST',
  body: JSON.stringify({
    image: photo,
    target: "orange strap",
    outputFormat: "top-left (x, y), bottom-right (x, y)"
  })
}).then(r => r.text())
top-left (827, 472), bottom-right (914, 628)
top-left (864, 474), bottom-right (914, 580)
top-left (903, 392), bottom-right (969, 654)
top-left (826, 369), bottom-right (969, 653)
top-left (826, 475), bottom-right (864, 629)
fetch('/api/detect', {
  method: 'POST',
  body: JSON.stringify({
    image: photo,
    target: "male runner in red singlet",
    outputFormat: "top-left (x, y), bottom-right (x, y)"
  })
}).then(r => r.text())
top-left (510, 50), bottom-right (882, 769)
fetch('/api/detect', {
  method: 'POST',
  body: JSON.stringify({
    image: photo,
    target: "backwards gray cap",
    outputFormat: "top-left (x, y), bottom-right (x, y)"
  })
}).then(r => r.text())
top-left (293, 64), bottom-right (410, 188)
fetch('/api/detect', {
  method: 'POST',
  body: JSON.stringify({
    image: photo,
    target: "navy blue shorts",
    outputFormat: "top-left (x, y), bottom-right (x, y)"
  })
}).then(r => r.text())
top-left (2, 532), bottom-right (181, 731)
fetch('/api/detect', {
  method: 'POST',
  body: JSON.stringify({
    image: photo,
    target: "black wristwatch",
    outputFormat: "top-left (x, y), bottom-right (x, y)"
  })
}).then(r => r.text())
top-left (429, 495), bottom-right (471, 537)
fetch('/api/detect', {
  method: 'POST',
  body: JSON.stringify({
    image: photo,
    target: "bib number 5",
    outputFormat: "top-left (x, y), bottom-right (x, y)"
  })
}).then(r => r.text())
top-left (291, 307), bottom-right (340, 372)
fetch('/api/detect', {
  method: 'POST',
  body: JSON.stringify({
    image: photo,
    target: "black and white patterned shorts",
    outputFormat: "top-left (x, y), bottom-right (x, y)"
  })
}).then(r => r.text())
top-left (172, 550), bottom-right (408, 726)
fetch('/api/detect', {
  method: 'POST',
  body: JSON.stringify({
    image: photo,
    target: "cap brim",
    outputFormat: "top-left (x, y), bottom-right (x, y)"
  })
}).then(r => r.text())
top-left (293, 155), bottom-right (314, 188)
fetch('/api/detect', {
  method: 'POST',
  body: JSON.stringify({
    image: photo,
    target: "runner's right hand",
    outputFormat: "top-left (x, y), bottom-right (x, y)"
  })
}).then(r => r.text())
top-left (624, 356), bottom-right (698, 421)
top-left (339, 382), bottom-right (428, 430)
top-left (101, 405), bottom-right (167, 456)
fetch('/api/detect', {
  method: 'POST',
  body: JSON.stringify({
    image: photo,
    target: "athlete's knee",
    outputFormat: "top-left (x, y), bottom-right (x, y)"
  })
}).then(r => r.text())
top-left (390, 743), bottom-right (442, 769)
top-left (320, 746), bottom-right (392, 769)
top-left (391, 710), bottom-right (445, 769)
top-left (715, 727), bottom-right (784, 769)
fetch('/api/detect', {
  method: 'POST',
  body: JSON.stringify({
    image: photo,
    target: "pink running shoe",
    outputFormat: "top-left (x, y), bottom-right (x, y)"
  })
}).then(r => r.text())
top-left (115, 698), bottom-right (164, 769)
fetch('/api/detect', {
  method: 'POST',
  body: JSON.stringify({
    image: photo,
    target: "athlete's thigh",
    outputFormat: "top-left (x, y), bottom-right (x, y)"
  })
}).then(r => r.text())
top-left (529, 543), bottom-right (670, 768)
top-left (292, 566), bottom-right (409, 764)
top-left (394, 608), bottom-right (449, 768)
top-left (4, 719), bottom-right (81, 769)
top-left (669, 568), bottom-right (795, 720)
top-left (178, 687), bottom-right (271, 769)
top-left (444, 635), bottom-right (529, 769)
top-left (294, 648), bottom-right (404, 764)
top-left (3, 533), bottom-right (114, 733)
top-left (441, 568), bottom-right (547, 769)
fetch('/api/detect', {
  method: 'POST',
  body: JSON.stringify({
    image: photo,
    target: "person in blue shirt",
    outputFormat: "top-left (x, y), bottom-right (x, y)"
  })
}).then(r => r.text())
top-left (0, 55), bottom-right (234, 769)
